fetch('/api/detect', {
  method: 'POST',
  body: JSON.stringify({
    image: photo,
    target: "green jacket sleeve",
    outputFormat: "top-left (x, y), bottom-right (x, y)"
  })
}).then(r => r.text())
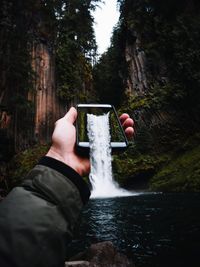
top-left (0, 156), bottom-right (90, 267)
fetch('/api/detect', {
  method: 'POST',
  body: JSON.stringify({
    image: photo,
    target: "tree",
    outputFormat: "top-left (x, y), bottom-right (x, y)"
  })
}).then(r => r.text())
top-left (56, 0), bottom-right (101, 102)
top-left (93, 26), bottom-right (127, 106)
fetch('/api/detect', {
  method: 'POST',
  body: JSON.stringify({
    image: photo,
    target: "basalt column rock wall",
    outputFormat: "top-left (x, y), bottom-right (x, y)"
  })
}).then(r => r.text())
top-left (31, 42), bottom-right (65, 144)
top-left (125, 34), bottom-right (148, 96)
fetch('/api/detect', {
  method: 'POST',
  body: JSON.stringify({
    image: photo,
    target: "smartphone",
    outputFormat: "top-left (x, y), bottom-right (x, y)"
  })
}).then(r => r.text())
top-left (76, 104), bottom-right (129, 154)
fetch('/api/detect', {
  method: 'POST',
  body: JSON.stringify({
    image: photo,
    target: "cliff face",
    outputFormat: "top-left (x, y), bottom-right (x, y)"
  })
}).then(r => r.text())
top-left (112, 0), bottom-right (200, 191)
top-left (0, 39), bottom-right (93, 154)
top-left (125, 34), bottom-right (148, 96)
top-left (124, 36), bottom-right (177, 153)
top-left (0, 42), bottom-right (65, 154)
top-left (31, 42), bottom-right (65, 144)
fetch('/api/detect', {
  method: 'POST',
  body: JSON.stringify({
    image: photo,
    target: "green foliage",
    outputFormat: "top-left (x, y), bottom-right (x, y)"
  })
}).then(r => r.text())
top-left (8, 144), bottom-right (49, 188)
top-left (56, 45), bottom-right (93, 101)
top-left (150, 145), bottom-right (200, 192)
top-left (124, 82), bottom-right (187, 115)
top-left (113, 145), bottom-right (170, 187)
top-left (118, 0), bottom-right (200, 117)
top-left (0, 0), bottom-right (101, 108)
top-left (113, 133), bottom-right (200, 192)
top-left (96, 0), bottom-right (200, 120)
top-left (0, 0), bottom-right (35, 109)
top-left (93, 26), bottom-right (127, 106)
top-left (56, 0), bottom-right (100, 102)
top-left (127, 95), bottom-right (150, 110)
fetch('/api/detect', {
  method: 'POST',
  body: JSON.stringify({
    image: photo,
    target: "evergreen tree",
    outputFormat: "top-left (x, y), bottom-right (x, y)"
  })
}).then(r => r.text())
top-left (93, 26), bottom-right (127, 106)
top-left (56, 0), bottom-right (100, 102)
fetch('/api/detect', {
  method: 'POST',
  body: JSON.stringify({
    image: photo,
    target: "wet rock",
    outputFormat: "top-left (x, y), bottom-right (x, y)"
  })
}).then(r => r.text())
top-left (65, 261), bottom-right (90, 267)
top-left (65, 241), bottom-right (135, 267)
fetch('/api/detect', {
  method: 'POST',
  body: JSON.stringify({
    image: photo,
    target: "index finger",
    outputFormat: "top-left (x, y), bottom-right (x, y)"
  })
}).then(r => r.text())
top-left (119, 113), bottom-right (130, 124)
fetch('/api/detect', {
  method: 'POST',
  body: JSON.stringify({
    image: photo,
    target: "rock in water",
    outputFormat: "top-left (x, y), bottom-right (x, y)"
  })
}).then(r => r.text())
top-left (65, 261), bottom-right (89, 267)
top-left (65, 241), bottom-right (135, 267)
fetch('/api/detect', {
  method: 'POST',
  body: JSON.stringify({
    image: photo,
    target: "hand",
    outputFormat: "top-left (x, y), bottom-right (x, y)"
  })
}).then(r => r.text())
top-left (46, 107), bottom-right (90, 176)
top-left (46, 107), bottom-right (135, 176)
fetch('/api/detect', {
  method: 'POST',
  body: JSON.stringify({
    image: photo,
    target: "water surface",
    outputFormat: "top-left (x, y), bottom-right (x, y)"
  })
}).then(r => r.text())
top-left (68, 193), bottom-right (200, 267)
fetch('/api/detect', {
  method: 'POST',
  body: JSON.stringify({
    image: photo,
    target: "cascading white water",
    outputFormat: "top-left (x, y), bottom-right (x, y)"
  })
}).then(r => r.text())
top-left (87, 112), bottom-right (134, 198)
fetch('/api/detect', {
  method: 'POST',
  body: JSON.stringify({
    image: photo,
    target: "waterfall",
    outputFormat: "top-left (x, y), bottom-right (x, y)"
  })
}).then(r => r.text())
top-left (87, 112), bottom-right (133, 198)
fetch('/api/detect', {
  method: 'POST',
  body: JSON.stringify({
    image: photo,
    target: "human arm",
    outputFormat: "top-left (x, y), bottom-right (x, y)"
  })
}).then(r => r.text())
top-left (0, 157), bottom-right (90, 267)
top-left (0, 107), bottom-right (134, 267)
top-left (0, 108), bottom-right (90, 267)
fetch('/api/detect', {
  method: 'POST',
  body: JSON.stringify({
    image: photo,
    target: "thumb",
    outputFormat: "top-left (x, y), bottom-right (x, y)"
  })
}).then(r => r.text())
top-left (64, 107), bottom-right (77, 124)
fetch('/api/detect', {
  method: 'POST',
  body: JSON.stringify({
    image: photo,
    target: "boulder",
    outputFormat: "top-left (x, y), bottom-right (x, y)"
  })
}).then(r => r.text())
top-left (65, 241), bottom-right (135, 267)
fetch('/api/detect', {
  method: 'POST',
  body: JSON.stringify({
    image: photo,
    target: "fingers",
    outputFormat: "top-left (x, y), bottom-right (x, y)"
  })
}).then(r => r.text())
top-left (119, 113), bottom-right (130, 124)
top-left (120, 113), bottom-right (135, 139)
top-left (122, 117), bottom-right (134, 128)
top-left (64, 107), bottom-right (77, 124)
top-left (125, 127), bottom-right (134, 139)
top-left (120, 113), bottom-right (134, 130)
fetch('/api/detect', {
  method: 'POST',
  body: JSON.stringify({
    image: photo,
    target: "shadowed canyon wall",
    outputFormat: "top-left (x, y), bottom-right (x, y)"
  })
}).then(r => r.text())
top-left (0, 42), bottom-right (65, 154)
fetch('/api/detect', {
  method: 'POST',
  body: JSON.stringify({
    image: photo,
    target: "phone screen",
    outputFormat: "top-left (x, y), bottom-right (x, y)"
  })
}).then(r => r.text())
top-left (76, 104), bottom-right (128, 151)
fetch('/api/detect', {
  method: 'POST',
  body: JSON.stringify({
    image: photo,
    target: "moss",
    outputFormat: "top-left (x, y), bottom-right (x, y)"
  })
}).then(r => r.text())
top-left (150, 145), bottom-right (200, 192)
top-left (6, 136), bottom-right (200, 193)
top-left (113, 152), bottom-right (169, 187)
top-left (8, 144), bottom-right (49, 188)
top-left (129, 96), bottom-right (150, 110)
top-left (113, 133), bottom-right (200, 192)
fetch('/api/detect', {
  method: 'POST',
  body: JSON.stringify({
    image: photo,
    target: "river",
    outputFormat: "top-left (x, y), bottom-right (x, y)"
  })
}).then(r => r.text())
top-left (67, 192), bottom-right (200, 267)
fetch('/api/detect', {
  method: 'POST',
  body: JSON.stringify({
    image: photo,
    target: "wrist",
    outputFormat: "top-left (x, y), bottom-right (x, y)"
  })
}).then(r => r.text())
top-left (46, 148), bottom-right (83, 176)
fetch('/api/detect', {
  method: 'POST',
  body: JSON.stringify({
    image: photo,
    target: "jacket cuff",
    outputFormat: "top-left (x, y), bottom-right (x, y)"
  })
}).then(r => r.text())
top-left (38, 156), bottom-right (90, 204)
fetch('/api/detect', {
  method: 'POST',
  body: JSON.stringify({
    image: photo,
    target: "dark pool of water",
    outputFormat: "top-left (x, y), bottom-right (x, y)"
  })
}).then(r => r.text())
top-left (67, 193), bottom-right (200, 267)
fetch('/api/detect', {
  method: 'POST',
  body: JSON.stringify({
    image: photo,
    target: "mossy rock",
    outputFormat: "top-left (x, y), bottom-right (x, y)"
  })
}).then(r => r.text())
top-left (150, 145), bottom-right (200, 192)
top-left (113, 153), bottom-right (169, 188)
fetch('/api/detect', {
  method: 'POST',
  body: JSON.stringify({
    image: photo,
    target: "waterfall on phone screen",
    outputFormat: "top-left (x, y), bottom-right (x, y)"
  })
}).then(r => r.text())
top-left (87, 113), bottom-right (133, 198)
